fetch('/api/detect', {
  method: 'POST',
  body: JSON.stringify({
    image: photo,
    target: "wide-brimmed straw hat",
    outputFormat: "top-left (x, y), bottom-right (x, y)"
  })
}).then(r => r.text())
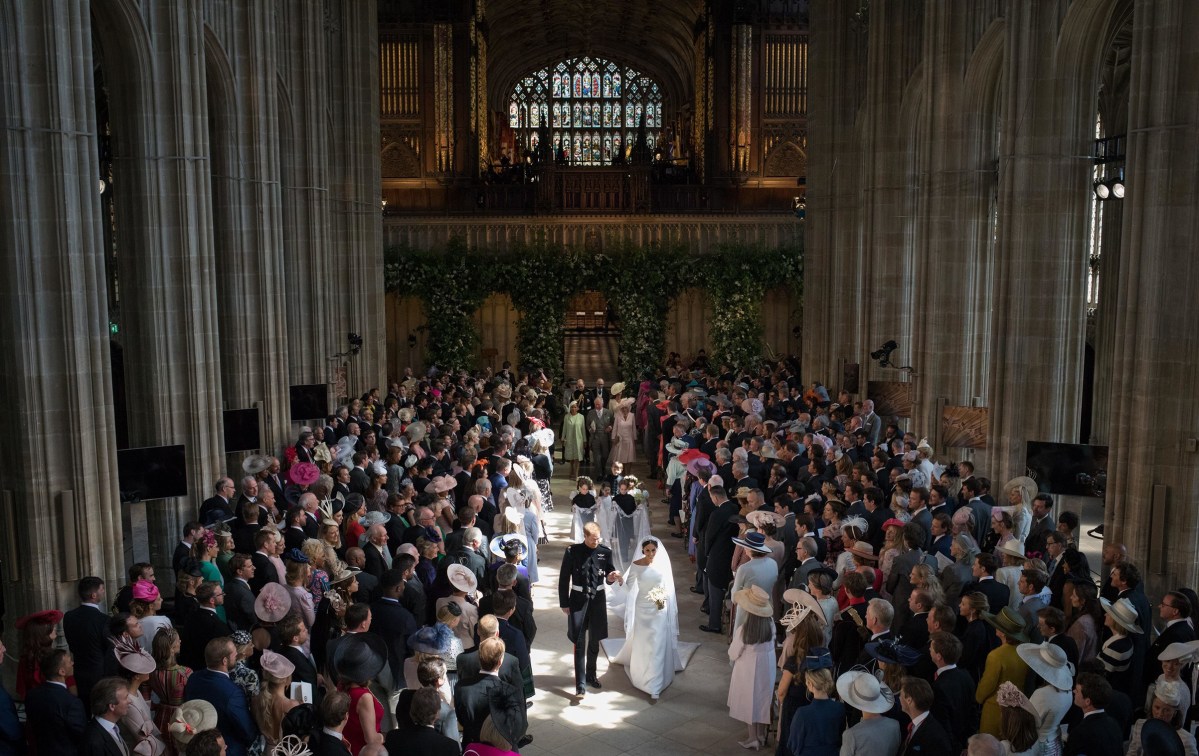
top-left (1101, 597), bottom-right (1144, 635)
top-left (732, 585), bottom-right (774, 617)
top-left (242, 454), bottom-right (273, 475)
top-left (983, 607), bottom-right (1029, 642)
top-left (1017, 642), bottom-right (1075, 691)
top-left (837, 670), bottom-right (895, 714)
top-left (998, 540), bottom-right (1027, 560)
top-left (427, 475), bottom-right (456, 495)
top-left (746, 510), bottom-right (785, 529)
top-left (490, 533), bottom-right (528, 560)
top-left (1003, 476), bottom-right (1039, 503)
top-left (447, 563), bottom-right (478, 594)
top-left (254, 582), bottom-right (293, 623)
top-left (848, 542), bottom-right (879, 562)
top-left (732, 531), bottom-right (772, 554)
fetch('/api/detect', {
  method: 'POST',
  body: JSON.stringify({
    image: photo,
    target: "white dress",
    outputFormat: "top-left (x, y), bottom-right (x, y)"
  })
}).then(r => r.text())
top-left (1029, 685), bottom-right (1073, 756)
top-left (727, 623), bottom-right (776, 725)
top-left (600, 544), bottom-right (699, 699)
top-left (599, 496), bottom-right (651, 573)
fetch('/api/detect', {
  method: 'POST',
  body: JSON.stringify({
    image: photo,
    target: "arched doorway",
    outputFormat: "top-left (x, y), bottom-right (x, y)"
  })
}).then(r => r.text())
top-left (565, 291), bottom-right (618, 383)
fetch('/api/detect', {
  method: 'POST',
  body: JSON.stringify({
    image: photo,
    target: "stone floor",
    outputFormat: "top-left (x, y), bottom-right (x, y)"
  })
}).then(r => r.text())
top-left (520, 461), bottom-right (754, 756)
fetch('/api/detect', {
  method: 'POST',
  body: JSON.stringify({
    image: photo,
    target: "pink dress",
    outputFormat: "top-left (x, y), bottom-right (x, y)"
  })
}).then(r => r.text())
top-left (609, 410), bottom-right (637, 464)
top-left (727, 625), bottom-right (776, 725)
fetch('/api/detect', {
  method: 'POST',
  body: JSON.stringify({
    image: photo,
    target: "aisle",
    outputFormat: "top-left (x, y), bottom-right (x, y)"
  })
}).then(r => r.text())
top-left (519, 461), bottom-right (750, 756)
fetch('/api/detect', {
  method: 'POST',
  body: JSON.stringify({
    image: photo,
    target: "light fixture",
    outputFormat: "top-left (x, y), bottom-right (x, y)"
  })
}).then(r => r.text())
top-left (1111, 170), bottom-right (1125, 199)
top-left (1093, 181), bottom-right (1110, 200)
top-left (98, 178), bottom-right (107, 194)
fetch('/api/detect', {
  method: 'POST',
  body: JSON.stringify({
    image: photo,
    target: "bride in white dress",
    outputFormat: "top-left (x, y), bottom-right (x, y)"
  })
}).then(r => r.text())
top-left (601, 537), bottom-right (699, 699)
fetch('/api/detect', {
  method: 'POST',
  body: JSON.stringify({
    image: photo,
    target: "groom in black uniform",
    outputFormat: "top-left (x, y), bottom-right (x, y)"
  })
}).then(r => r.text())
top-left (559, 521), bottom-right (622, 696)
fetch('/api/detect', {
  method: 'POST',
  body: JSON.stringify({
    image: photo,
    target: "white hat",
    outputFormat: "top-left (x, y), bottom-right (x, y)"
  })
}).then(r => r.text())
top-left (1101, 597), bottom-right (1144, 635)
top-left (502, 508), bottom-right (523, 527)
top-left (998, 540), bottom-right (1027, 560)
top-left (1159, 640), bottom-right (1199, 663)
top-left (1016, 642), bottom-right (1075, 691)
top-left (446, 563), bottom-right (478, 594)
top-left (732, 585), bottom-right (774, 617)
top-left (837, 670), bottom-right (895, 714)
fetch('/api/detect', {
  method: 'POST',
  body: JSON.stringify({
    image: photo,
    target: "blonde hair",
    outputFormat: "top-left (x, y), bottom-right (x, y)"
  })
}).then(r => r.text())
top-left (480, 715), bottom-right (511, 750)
top-left (300, 538), bottom-right (325, 567)
top-left (806, 668), bottom-right (835, 696)
top-left (910, 564), bottom-right (944, 605)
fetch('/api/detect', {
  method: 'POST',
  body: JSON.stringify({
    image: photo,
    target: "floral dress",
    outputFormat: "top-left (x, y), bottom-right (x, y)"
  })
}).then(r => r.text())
top-left (308, 567), bottom-right (330, 607)
top-left (230, 660), bottom-right (260, 699)
top-left (150, 664), bottom-right (191, 743)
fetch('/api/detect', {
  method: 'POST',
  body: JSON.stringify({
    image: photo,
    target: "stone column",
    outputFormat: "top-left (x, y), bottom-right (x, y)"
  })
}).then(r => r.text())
top-left (328, 0), bottom-right (386, 397)
top-left (206, 4), bottom-right (292, 449)
top-left (803, 0), bottom-right (867, 384)
top-left (0, 0), bottom-right (125, 612)
top-left (1103, 0), bottom-right (1199, 592)
top-left (983, 0), bottom-right (1092, 480)
top-left (279, 0), bottom-right (335, 391)
top-left (93, 0), bottom-right (226, 573)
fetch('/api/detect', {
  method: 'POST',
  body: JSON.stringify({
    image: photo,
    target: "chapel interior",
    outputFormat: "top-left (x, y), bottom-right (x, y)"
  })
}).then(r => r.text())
top-left (2, 0), bottom-right (1197, 630)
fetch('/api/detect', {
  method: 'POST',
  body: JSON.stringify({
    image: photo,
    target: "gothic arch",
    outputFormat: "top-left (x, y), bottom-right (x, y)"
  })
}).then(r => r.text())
top-left (1053, 0), bottom-right (1128, 148)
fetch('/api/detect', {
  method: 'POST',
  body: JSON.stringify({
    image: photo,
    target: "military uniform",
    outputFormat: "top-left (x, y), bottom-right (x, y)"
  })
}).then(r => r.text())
top-left (558, 541), bottom-right (617, 689)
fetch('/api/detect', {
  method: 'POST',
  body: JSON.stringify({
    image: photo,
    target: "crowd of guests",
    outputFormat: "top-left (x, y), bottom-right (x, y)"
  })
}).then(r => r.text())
top-left (633, 360), bottom-right (1197, 756)
top-left (0, 360), bottom-right (1193, 756)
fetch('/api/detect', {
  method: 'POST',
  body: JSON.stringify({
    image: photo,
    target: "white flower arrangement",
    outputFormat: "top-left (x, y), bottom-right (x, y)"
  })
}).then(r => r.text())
top-left (647, 586), bottom-right (668, 610)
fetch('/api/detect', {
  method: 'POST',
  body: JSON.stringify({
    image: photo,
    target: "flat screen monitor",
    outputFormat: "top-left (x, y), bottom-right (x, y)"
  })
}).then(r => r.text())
top-left (117, 445), bottom-right (188, 501)
top-left (1024, 441), bottom-right (1109, 498)
top-left (290, 384), bottom-right (329, 422)
top-left (223, 408), bottom-right (262, 453)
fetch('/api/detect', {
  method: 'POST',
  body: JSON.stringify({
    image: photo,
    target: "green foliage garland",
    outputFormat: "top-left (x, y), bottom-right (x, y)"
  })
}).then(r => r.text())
top-left (383, 239), bottom-right (803, 380)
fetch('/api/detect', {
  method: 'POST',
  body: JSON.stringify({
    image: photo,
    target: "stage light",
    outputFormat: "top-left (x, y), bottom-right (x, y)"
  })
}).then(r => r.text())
top-left (1111, 175), bottom-right (1125, 199)
top-left (1093, 181), bottom-right (1110, 200)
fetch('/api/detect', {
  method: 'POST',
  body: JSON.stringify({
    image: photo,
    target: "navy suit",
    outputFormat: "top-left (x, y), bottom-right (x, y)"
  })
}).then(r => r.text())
top-left (498, 617), bottom-right (533, 697)
top-left (0, 677), bottom-right (21, 756)
top-left (368, 597), bottom-right (418, 680)
top-left (81, 719), bottom-right (126, 756)
top-left (24, 682), bottom-right (86, 755)
top-left (184, 669), bottom-right (259, 756)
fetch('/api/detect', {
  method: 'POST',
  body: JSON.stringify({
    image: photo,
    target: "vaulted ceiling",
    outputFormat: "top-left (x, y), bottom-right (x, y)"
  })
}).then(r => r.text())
top-left (483, 0), bottom-right (705, 112)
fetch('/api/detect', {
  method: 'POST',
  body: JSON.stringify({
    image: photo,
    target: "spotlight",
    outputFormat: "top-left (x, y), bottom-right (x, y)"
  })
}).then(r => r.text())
top-left (1093, 181), bottom-right (1110, 200)
top-left (1111, 176), bottom-right (1125, 199)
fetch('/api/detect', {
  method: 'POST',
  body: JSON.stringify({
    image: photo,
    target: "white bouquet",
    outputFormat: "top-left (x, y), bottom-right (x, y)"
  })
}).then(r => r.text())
top-left (647, 586), bottom-right (668, 610)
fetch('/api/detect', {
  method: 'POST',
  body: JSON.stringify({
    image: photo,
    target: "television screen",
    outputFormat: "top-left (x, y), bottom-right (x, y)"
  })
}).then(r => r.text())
top-left (290, 384), bottom-right (329, 422)
top-left (1024, 441), bottom-right (1109, 498)
top-left (117, 445), bottom-right (188, 501)
top-left (223, 408), bottom-right (262, 453)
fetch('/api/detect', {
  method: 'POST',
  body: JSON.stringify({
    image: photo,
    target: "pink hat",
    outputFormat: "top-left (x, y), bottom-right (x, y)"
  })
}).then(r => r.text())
top-left (289, 462), bottom-right (319, 486)
top-left (131, 580), bottom-right (160, 603)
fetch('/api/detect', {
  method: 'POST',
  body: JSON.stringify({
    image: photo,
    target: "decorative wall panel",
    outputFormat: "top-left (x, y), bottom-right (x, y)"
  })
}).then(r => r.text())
top-left (941, 406), bottom-right (990, 449)
top-left (868, 380), bottom-right (914, 419)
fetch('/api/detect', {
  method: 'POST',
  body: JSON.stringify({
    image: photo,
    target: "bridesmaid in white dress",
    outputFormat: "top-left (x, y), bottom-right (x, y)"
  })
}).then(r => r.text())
top-left (601, 537), bottom-right (698, 699)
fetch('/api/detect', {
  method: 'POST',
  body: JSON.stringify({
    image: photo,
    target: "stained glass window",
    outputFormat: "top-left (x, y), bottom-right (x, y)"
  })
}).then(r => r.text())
top-left (508, 56), bottom-right (663, 166)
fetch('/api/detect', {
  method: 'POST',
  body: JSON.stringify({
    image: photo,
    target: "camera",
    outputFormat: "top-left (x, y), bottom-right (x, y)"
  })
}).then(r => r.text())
top-left (870, 340), bottom-right (898, 362)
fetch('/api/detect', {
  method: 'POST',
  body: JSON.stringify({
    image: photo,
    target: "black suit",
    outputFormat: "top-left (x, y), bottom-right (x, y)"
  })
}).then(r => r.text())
top-left (310, 730), bottom-right (351, 756)
top-left (1063, 711), bottom-right (1123, 756)
top-left (363, 543), bottom-right (391, 579)
top-left (1048, 633), bottom-right (1081, 672)
top-left (24, 681), bottom-right (86, 755)
top-left (279, 645), bottom-right (323, 706)
top-left (702, 500), bottom-right (741, 631)
top-left (231, 519), bottom-right (261, 555)
top-left (250, 551), bottom-right (280, 593)
top-left (180, 608), bottom-right (231, 670)
top-left (81, 719), bottom-right (126, 756)
top-left (368, 597), bottom-right (418, 678)
top-left (353, 570), bottom-right (378, 605)
top-left (969, 578), bottom-right (1010, 616)
top-left (173, 541), bottom-right (193, 573)
top-left (384, 725), bottom-right (460, 756)
top-left (225, 578), bottom-right (257, 632)
top-left (932, 666), bottom-right (979, 753)
top-left (62, 604), bottom-right (110, 706)
top-left (479, 591), bottom-right (537, 648)
top-left (900, 713), bottom-right (954, 756)
top-left (199, 495), bottom-right (234, 526)
top-left (899, 613), bottom-right (930, 650)
top-left (454, 674), bottom-right (526, 747)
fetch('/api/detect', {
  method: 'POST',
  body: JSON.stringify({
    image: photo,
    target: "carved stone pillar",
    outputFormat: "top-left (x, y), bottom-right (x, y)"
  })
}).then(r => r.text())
top-left (0, 0), bottom-right (125, 611)
top-left (729, 24), bottom-right (754, 176)
top-left (1104, 0), bottom-right (1199, 592)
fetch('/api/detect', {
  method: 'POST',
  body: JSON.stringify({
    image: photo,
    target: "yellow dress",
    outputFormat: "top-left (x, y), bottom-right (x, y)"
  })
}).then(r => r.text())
top-left (975, 642), bottom-right (1029, 735)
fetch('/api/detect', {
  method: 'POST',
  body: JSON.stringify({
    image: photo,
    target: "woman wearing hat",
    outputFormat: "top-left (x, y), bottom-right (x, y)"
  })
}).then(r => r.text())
top-left (866, 640), bottom-right (921, 722)
top-left (728, 585), bottom-right (776, 750)
top-left (1146, 641), bottom-right (1199, 724)
top-left (775, 591), bottom-right (827, 748)
top-left (438, 564), bottom-right (480, 651)
top-left (1017, 642), bottom-right (1075, 756)
top-left (785, 654), bottom-right (843, 756)
top-left (1098, 596), bottom-right (1144, 692)
top-left (113, 635), bottom-right (169, 755)
top-left (250, 649), bottom-right (298, 751)
top-left (837, 670), bottom-right (902, 755)
top-left (167, 700), bottom-right (217, 755)
top-left (15, 610), bottom-right (70, 699)
top-left (976, 607), bottom-right (1032, 736)
top-left (529, 432), bottom-right (555, 513)
top-left (149, 626), bottom-right (190, 741)
top-left (562, 401), bottom-right (586, 480)
top-left (332, 633), bottom-right (387, 753)
top-left (1128, 679), bottom-right (1198, 756)
top-left (995, 681), bottom-right (1040, 756)
top-left (129, 581), bottom-right (173, 655)
top-left (284, 550), bottom-right (316, 643)
top-left (609, 396), bottom-right (637, 466)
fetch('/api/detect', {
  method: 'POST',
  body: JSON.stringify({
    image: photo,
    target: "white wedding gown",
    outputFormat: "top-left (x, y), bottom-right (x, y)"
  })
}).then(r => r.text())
top-left (601, 538), bottom-right (699, 699)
